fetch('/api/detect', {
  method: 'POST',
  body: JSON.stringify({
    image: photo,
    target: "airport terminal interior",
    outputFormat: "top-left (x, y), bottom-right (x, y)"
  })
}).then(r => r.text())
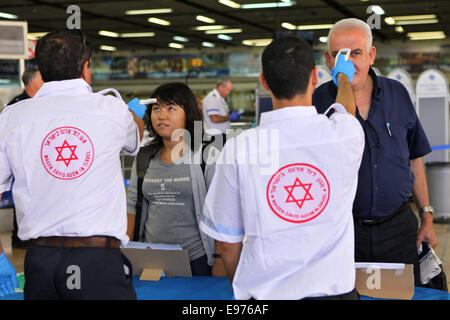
top-left (0, 0), bottom-right (449, 299)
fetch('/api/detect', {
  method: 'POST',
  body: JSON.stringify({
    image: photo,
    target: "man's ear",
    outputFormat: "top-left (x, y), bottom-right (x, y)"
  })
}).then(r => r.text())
top-left (324, 51), bottom-right (333, 70)
top-left (259, 73), bottom-right (270, 92)
top-left (368, 46), bottom-right (377, 66)
top-left (311, 66), bottom-right (318, 88)
top-left (81, 59), bottom-right (92, 85)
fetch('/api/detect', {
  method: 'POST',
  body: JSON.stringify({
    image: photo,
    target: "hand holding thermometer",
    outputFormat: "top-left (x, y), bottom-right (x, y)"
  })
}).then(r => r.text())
top-left (331, 48), bottom-right (355, 86)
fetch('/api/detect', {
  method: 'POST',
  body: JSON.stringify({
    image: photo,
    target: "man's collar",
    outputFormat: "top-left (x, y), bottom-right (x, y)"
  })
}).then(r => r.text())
top-left (260, 106), bottom-right (317, 127)
top-left (34, 79), bottom-right (92, 98)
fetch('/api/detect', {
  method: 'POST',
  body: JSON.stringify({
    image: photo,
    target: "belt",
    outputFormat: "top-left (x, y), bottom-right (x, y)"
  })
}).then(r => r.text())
top-left (355, 200), bottom-right (411, 226)
top-left (31, 236), bottom-right (120, 249)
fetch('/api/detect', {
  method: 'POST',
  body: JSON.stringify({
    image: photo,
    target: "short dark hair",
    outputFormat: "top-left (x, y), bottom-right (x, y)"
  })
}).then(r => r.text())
top-left (22, 70), bottom-right (38, 86)
top-left (35, 30), bottom-right (92, 82)
top-left (261, 36), bottom-right (315, 99)
top-left (147, 82), bottom-right (202, 158)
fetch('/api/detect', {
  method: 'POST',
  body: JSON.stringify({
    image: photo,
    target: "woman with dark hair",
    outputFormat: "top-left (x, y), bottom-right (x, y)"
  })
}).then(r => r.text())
top-left (126, 82), bottom-right (216, 276)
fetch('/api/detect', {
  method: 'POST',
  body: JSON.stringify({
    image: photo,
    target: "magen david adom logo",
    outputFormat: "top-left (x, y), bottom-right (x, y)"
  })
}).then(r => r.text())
top-left (41, 126), bottom-right (94, 180)
top-left (266, 163), bottom-right (330, 223)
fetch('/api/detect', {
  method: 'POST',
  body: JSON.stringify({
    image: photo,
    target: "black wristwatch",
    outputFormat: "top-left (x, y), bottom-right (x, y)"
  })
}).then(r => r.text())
top-left (418, 205), bottom-right (434, 217)
top-left (213, 253), bottom-right (222, 259)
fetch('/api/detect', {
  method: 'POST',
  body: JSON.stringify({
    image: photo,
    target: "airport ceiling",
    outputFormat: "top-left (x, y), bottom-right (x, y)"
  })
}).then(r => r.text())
top-left (0, 0), bottom-right (449, 52)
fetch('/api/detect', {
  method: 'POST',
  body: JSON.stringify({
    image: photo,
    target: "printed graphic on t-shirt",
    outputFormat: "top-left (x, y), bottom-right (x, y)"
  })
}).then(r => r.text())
top-left (144, 176), bottom-right (190, 206)
top-left (40, 126), bottom-right (94, 180)
top-left (266, 163), bottom-right (330, 223)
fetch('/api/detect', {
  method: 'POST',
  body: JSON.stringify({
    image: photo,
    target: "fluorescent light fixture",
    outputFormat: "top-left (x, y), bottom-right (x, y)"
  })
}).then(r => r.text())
top-left (242, 38), bottom-right (273, 46)
top-left (193, 25), bottom-right (226, 31)
top-left (169, 42), bottom-right (184, 49)
top-left (384, 17), bottom-right (395, 25)
top-left (0, 11), bottom-right (18, 19)
top-left (407, 31), bottom-right (445, 40)
top-left (27, 32), bottom-right (48, 40)
top-left (125, 8), bottom-right (173, 15)
top-left (148, 17), bottom-right (171, 26)
top-left (205, 28), bottom-right (242, 34)
top-left (395, 26), bottom-right (404, 33)
top-left (0, 79), bottom-right (11, 84)
top-left (369, 5), bottom-right (385, 15)
top-left (202, 42), bottom-right (215, 47)
top-left (120, 32), bottom-right (155, 38)
top-left (219, 0), bottom-right (241, 9)
top-left (99, 30), bottom-right (120, 38)
top-left (242, 1), bottom-right (295, 9)
top-left (281, 22), bottom-right (296, 30)
top-left (392, 14), bottom-right (436, 21)
top-left (100, 45), bottom-right (117, 51)
top-left (319, 36), bottom-right (328, 43)
top-left (396, 19), bottom-right (438, 25)
top-left (196, 15), bottom-right (215, 24)
top-left (217, 34), bottom-right (232, 40)
top-left (297, 24), bottom-right (333, 30)
top-left (173, 36), bottom-right (189, 42)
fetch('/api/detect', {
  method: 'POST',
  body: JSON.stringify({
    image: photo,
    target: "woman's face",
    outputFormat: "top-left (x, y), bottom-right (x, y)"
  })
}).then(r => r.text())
top-left (150, 101), bottom-right (186, 141)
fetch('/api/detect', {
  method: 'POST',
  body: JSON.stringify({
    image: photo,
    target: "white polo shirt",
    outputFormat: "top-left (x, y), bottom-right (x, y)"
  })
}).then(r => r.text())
top-left (0, 79), bottom-right (140, 245)
top-left (202, 89), bottom-right (230, 135)
top-left (200, 104), bottom-right (364, 300)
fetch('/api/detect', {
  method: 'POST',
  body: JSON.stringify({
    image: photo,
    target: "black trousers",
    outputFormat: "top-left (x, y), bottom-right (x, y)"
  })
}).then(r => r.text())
top-left (302, 288), bottom-right (360, 300)
top-left (24, 245), bottom-right (137, 300)
top-left (190, 254), bottom-right (212, 276)
top-left (354, 206), bottom-right (421, 286)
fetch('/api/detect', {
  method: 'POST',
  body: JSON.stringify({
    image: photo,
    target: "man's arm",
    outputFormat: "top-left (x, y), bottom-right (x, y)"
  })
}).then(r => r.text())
top-left (209, 114), bottom-right (230, 123)
top-left (126, 214), bottom-right (135, 240)
top-left (335, 73), bottom-right (356, 116)
top-left (130, 110), bottom-right (145, 142)
top-left (218, 241), bottom-right (243, 283)
top-left (410, 157), bottom-right (438, 249)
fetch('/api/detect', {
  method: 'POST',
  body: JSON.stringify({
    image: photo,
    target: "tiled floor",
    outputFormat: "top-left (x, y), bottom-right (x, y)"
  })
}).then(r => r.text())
top-left (2, 221), bottom-right (450, 292)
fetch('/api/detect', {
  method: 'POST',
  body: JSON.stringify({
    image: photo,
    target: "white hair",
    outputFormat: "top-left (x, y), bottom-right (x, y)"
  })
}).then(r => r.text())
top-left (327, 18), bottom-right (373, 52)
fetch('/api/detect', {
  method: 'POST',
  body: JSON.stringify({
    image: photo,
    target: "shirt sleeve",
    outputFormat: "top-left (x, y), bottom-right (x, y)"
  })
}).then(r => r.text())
top-left (407, 102), bottom-right (432, 160)
top-left (203, 95), bottom-right (225, 116)
top-left (126, 158), bottom-right (139, 215)
top-left (0, 114), bottom-right (12, 193)
top-left (200, 139), bottom-right (244, 243)
top-left (118, 101), bottom-right (140, 156)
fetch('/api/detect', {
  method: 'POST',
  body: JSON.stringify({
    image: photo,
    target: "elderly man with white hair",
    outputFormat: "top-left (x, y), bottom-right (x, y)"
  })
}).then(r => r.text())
top-left (313, 18), bottom-right (438, 287)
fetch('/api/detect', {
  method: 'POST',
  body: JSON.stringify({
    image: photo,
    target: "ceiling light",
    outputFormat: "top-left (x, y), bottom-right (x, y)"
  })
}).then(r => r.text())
top-left (202, 42), bottom-right (215, 48)
top-left (125, 9), bottom-right (172, 15)
top-left (409, 35), bottom-right (446, 40)
top-left (192, 25), bottom-right (226, 31)
top-left (169, 42), bottom-right (184, 49)
top-left (396, 19), bottom-right (438, 25)
top-left (205, 28), bottom-right (242, 34)
top-left (384, 17), bottom-right (395, 25)
top-left (173, 36), bottom-right (189, 42)
top-left (100, 45), bottom-right (117, 51)
top-left (218, 0), bottom-right (241, 9)
top-left (148, 17), bottom-right (171, 26)
top-left (98, 30), bottom-right (120, 38)
top-left (0, 12), bottom-right (18, 19)
top-left (242, 1), bottom-right (295, 9)
top-left (27, 32), bottom-right (48, 40)
top-left (407, 31), bottom-right (445, 40)
top-left (392, 14), bottom-right (436, 21)
top-left (217, 34), bottom-right (232, 40)
top-left (120, 32), bottom-right (155, 38)
top-left (369, 5), bottom-right (385, 15)
top-left (395, 26), bottom-right (404, 33)
top-left (297, 24), bottom-right (333, 30)
top-left (281, 22), bottom-right (297, 30)
top-left (196, 15), bottom-right (215, 24)
top-left (242, 39), bottom-right (273, 46)
top-left (319, 36), bottom-right (328, 43)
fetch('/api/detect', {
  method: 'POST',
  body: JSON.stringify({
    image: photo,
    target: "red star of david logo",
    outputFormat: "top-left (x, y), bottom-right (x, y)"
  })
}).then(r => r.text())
top-left (284, 177), bottom-right (314, 209)
top-left (55, 140), bottom-right (78, 167)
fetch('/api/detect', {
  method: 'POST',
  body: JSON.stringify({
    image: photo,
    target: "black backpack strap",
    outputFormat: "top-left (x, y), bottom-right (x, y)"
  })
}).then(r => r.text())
top-left (133, 144), bottom-right (155, 241)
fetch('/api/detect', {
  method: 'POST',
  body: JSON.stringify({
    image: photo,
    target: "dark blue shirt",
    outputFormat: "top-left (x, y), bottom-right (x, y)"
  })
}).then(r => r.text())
top-left (312, 68), bottom-right (431, 218)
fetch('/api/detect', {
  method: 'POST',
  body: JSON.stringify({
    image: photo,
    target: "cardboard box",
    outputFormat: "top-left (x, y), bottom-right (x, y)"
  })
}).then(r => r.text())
top-left (121, 242), bottom-right (192, 280)
top-left (355, 263), bottom-right (414, 300)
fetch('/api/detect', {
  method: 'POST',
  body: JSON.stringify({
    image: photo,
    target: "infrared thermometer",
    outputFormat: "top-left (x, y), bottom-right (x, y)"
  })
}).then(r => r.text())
top-left (334, 48), bottom-right (351, 67)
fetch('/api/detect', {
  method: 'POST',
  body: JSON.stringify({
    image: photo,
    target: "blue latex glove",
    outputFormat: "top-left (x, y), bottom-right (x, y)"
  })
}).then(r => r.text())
top-left (229, 111), bottom-right (241, 121)
top-left (331, 53), bottom-right (355, 86)
top-left (0, 251), bottom-right (18, 297)
top-left (127, 98), bottom-right (147, 119)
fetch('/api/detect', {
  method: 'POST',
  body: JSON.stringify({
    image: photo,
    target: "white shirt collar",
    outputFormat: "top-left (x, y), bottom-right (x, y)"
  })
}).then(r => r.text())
top-left (260, 106), bottom-right (317, 127)
top-left (35, 79), bottom-right (92, 98)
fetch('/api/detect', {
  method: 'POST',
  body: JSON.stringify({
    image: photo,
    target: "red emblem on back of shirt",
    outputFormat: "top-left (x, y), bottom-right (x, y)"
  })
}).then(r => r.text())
top-left (266, 163), bottom-right (330, 223)
top-left (41, 126), bottom-right (94, 180)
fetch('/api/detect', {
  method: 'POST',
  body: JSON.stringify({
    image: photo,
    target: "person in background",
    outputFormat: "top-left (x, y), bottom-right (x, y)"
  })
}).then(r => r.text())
top-left (7, 69), bottom-right (43, 106)
top-left (127, 82), bottom-right (219, 276)
top-left (202, 79), bottom-right (240, 136)
top-left (312, 18), bottom-right (438, 286)
top-left (0, 30), bottom-right (144, 299)
top-left (200, 35), bottom-right (364, 299)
